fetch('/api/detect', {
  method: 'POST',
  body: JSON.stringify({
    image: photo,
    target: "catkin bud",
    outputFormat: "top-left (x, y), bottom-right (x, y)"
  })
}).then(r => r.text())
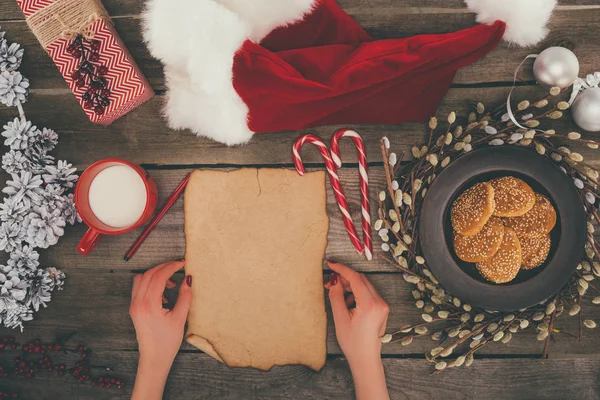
top-left (448, 112), bottom-right (456, 124)
top-left (429, 117), bottom-right (438, 130)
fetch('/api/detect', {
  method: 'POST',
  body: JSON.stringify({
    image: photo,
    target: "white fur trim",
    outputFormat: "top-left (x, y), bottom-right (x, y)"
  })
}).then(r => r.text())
top-left (143, 0), bottom-right (317, 146)
top-left (217, 0), bottom-right (317, 42)
top-left (465, 0), bottom-right (557, 47)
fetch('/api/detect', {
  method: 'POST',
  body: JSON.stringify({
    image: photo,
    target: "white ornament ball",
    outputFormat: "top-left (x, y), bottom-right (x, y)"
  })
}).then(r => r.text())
top-left (533, 47), bottom-right (580, 89)
top-left (572, 87), bottom-right (600, 132)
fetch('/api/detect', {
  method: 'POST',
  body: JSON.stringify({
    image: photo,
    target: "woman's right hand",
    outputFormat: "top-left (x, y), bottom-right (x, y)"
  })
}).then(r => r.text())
top-left (325, 261), bottom-right (390, 400)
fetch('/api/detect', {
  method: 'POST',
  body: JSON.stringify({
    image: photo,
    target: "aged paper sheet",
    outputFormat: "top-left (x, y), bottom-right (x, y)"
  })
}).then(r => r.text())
top-left (184, 168), bottom-right (328, 371)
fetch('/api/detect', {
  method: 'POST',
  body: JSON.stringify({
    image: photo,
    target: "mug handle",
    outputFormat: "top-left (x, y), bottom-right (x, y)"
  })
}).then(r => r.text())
top-left (77, 228), bottom-right (103, 256)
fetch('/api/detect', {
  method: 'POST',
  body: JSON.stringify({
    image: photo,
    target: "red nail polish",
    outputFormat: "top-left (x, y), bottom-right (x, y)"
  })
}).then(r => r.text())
top-left (329, 272), bottom-right (338, 286)
top-left (186, 275), bottom-right (192, 287)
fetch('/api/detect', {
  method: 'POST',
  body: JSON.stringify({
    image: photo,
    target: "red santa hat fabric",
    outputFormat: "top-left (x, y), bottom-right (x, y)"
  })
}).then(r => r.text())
top-left (143, 0), bottom-right (556, 146)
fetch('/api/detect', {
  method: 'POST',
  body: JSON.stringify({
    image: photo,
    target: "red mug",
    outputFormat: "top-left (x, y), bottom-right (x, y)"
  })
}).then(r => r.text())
top-left (75, 159), bottom-right (158, 255)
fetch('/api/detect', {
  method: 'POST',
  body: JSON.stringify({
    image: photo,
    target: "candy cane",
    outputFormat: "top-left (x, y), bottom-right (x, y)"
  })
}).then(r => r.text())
top-left (293, 134), bottom-right (365, 256)
top-left (330, 129), bottom-right (372, 261)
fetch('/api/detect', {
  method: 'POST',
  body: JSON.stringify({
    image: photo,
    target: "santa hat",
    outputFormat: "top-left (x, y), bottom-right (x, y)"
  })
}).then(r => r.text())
top-left (142, 0), bottom-right (557, 146)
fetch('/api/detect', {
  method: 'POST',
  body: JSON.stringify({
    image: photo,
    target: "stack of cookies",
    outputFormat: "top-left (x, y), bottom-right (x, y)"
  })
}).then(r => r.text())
top-left (451, 177), bottom-right (556, 284)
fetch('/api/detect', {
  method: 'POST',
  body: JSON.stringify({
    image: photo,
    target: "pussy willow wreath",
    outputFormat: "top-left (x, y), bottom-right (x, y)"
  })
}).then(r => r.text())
top-left (0, 26), bottom-right (79, 330)
top-left (378, 86), bottom-right (599, 373)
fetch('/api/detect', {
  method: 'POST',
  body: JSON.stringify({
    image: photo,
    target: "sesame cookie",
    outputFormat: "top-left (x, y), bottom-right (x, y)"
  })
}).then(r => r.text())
top-left (454, 217), bottom-right (505, 262)
top-left (503, 193), bottom-right (556, 239)
top-left (490, 177), bottom-right (535, 217)
top-left (476, 228), bottom-right (522, 284)
top-left (520, 234), bottom-right (551, 270)
top-left (451, 182), bottom-right (495, 236)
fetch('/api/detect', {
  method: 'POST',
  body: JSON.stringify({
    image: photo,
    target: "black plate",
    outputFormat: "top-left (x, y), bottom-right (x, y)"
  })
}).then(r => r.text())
top-left (419, 146), bottom-right (586, 311)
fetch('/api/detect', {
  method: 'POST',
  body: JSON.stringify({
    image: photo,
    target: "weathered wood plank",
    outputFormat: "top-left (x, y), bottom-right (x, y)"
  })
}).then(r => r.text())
top-left (1, 269), bottom-right (598, 358)
top-left (2, 0), bottom-right (597, 21)
top-left (0, 350), bottom-right (598, 399)
top-left (0, 86), bottom-right (597, 169)
top-left (1, 8), bottom-right (599, 89)
top-left (39, 168), bottom-right (400, 273)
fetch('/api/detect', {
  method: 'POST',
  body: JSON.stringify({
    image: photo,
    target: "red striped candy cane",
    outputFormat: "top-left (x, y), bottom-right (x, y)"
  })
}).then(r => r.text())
top-left (330, 129), bottom-right (372, 261)
top-left (293, 134), bottom-right (365, 256)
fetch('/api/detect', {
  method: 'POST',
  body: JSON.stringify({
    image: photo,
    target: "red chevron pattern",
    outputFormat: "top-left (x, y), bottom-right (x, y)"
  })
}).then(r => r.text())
top-left (15, 0), bottom-right (54, 17)
top-left (17, 0), bottom-right (154, 125)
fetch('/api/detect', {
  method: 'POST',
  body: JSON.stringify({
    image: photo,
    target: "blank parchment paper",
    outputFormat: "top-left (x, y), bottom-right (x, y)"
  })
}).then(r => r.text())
top-left (184, 168), bottom-right (329, 371)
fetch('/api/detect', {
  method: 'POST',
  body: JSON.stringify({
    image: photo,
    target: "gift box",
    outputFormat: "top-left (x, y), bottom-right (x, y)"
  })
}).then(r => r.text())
top-left (16, 0), bottom-right (154, 125)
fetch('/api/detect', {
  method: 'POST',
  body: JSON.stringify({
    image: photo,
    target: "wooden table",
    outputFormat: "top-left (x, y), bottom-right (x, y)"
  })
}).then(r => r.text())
top-left (1, 1), bottom-right (600, 399)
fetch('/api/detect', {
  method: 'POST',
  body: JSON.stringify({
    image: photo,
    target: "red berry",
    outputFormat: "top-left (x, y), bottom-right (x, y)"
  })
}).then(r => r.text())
top-left (66, 44), bottom-right (75, 54)
top-left (94, 105), bottom-right (105, 115)
top-left (97, 66), bottom-right (108, 76)
top-left (101, 89), bottom-right (111, 97)
top-left (33, 346), bottom-right (40, 353)
top-left (84, 100), bottom-right (95, 109)
top-left (0, 344), bottom-right (5, 350)
top-left (90, 40), bottom-right (101, 51)
top-left (72, 49), bottom-right (82, 58)
top-left (53, 344), bottom-right (62, 351)
top-left (10, 344), bottom-right (16, 349)
top-left (18, 362), bottom-right (25, 369)
top-left (71, 70), bottom-right (81, 80)
top-left (89, 53), bottom-right (100, 62)
top-left (76, 79), bottom-right (86, 88)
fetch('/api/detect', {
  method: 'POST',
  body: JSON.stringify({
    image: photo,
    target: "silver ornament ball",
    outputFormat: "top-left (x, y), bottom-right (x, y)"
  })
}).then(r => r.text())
top-left (572, 87), bottom-right (600, 132)
top-left (533, 47), bottom-right (579, 89)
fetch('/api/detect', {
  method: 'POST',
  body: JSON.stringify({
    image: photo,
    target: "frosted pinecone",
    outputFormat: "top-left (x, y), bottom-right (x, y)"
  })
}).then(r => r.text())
top-left (62, 193), bottom-right (80, 225)
top-left (7, 245), bottom-right (39, 273)
top-left (42, 183), bottom-right (66, 211)
top-left (0, 220), bottom-right (25, 252)
top-left (34, 128), bottom-right (58, 153)
top-left (24, 205), bottom-right (66, 249)
top-left (0, 40), bottom-right (24, 72)
top-left (46, 267), bottom-right (65, 291)
top-left (2, 118), bottom-right (38, 151)
top-left (3, 171), bottom-right (44, 208)
top-left (0, 197), bottom-right (27, 224)
top-left (26, 269), bottom-right (52, 312)
top-left (0, 70), bottom-right (29, 107)
top-left (2, 150), bottom-right (29, 174)
top-left (43, 160), bottom-right (78, 189)
top-left (25, 145), bottom-right (55, 174)
top-left (0, 269), bottom-right (27, 312)
top-left (2, 303), bottom-right (32, 330)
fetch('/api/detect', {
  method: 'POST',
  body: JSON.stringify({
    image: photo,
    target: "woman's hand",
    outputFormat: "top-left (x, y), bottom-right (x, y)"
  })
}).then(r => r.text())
top-left (130, 260), bottom-right (193, 400)
top-left (325, 261), bottom-right (390, 400)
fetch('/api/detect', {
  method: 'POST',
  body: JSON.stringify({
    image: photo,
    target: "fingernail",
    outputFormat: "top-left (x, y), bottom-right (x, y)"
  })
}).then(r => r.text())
top-left (179, 258), bottom-right (185, 262)
top-left (329, 272), bottom-right (338, 286)
top-left (186, 275), bottom-right (192, 287)
top-left (327, 259), bottom-right (337, 264)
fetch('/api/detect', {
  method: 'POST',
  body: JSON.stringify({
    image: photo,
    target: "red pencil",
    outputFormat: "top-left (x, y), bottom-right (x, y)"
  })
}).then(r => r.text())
top-left (124, 173), bottom-right (191, 261)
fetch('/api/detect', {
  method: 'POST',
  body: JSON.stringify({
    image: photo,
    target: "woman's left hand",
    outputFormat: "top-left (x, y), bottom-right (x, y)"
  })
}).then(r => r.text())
top-left (130, 260), bottom-right (193, 400)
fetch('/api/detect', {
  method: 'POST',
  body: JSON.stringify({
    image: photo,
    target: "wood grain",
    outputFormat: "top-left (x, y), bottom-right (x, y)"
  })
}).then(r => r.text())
top-left (1, 86), bottom-right (598, 170)
top-left (39, 168), bottom-right (398, 272)
top-left (0, 352), bottom-right (597, 399)
top-left (3, 0), bottom-right (599, 20)
top-left (0, 269), bottom-right (598, 358)
top-left (0, 350), bottom-right (597, 400)
top-left (1, 8), bottom-right (599, 90)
